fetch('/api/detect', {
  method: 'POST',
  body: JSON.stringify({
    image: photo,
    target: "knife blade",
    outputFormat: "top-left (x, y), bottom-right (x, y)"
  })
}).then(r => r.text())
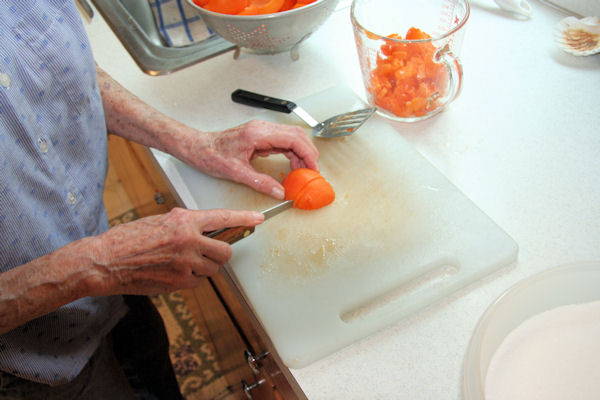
top-left (204, 200), bottom-right (294, 244)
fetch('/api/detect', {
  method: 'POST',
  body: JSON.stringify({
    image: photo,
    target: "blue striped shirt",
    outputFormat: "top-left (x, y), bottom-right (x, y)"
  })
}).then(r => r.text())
top-left (0, 0), bottom-right (126, 385)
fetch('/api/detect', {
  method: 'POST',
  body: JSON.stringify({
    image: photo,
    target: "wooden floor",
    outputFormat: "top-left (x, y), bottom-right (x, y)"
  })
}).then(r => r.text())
top-left (103, 135), bottom-right (257, 400)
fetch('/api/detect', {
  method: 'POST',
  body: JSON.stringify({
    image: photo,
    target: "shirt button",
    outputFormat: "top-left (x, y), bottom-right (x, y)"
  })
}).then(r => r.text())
top-left (37, 138), bottom-right (49, 153)
top-left (67, 192), bottom-right (77, 205)
top-left (0, 72), bottom-right (10, 88)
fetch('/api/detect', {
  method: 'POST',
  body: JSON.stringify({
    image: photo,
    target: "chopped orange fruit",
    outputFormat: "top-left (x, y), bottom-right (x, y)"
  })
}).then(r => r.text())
top-left (193, 0), bottom-right (316, 14)
top-left (281, 168), bottom-right (335, 210)
top-left (368, 27), bottom-right (448, 118)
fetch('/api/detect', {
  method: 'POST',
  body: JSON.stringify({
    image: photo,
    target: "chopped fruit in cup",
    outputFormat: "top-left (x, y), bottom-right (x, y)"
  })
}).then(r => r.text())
top-left (368, 27), bottom-right (449, 118)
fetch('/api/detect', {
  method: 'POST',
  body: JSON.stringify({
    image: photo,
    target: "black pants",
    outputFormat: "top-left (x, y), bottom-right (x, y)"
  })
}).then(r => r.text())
top-left (111, 295), bottom-right (184, 400)
top-left (0, 296), bottom-right (183, 400)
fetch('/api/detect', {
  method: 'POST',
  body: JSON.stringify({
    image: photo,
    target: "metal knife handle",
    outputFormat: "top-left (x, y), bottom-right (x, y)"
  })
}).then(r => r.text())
top-left (77, 0), bottom-right (94, 18)
top-left (231, 89), bottom-right (296, 114)
top-left (204, 226), bottom-right (255, 244)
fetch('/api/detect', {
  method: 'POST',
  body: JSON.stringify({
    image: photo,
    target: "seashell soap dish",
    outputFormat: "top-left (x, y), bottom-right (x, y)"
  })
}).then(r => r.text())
top-left (554, 16), bottom-right (600, 56)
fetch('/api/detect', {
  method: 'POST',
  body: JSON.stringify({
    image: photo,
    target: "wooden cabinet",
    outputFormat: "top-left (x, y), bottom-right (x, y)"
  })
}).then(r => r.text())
top-left (208, 271), bottom-right (306, 400)
top-left (105, 136), bottom-right (306, 400)
top-left (185, 270), bottom-right (306, 400)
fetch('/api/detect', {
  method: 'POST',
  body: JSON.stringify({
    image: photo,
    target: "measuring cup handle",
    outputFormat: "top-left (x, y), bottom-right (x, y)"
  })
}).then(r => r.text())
top-left (435, 45), bottom-right (464, 105)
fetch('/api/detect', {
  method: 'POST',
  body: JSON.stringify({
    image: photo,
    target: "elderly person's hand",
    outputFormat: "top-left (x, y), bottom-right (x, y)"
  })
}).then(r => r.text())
top-left (174, 119), bottom-right (319, 199)
top-left (98, 67), bottom-right (319, 199)
top-left (90, 208), bottom-right (264, 295)
top-left (0, 208), bottom-right (264, 333)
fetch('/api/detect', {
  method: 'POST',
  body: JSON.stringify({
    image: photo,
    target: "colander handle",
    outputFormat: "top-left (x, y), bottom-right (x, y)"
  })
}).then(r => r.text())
top-left (231, 89), bottom-right (297, 114)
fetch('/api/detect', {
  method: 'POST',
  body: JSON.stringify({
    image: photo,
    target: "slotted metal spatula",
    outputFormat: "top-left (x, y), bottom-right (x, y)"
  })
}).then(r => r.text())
top-left (231, 89), bottom-right (376, 138)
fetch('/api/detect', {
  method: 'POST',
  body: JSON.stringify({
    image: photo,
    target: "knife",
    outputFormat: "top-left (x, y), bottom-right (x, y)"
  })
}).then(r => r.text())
top-left (203, 200), bottom-right (294, 244)
top-left (76, 0), bottom-right (94, 18)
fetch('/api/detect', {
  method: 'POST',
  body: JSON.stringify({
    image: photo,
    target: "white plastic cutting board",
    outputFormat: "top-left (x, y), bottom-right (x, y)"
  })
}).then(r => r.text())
top-left (168, 85), bottom-right (518, 369)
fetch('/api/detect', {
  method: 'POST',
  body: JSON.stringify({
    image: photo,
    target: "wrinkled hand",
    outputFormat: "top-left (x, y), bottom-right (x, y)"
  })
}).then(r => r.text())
top-left (90, 208), bottom-right (263, 296)
top-left (180, 120), bottom-right (319, 199)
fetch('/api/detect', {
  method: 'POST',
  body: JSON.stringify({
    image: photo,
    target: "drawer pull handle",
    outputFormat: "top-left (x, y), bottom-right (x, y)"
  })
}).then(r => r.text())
top-left (244, 349), bottom-right (269, 374)
top-left (242, 378), bottom-right (266, 399)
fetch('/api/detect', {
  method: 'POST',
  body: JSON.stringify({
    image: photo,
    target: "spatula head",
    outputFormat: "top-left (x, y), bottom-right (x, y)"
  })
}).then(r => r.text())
top-left (313, 107), bottom-right (376, 138)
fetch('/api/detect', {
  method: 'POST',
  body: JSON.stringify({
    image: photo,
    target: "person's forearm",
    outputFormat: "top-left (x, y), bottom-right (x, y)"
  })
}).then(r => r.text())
top-left (0, 237), bottom-right (108, 334)
top-left (95, 65), bottom-right (320, 198)
top-left (96, 66), bottom-right (207, 161)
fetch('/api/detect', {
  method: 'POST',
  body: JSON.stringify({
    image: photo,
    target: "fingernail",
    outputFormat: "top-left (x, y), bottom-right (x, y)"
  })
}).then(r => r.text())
top-left (271, 186), bottom-right (285, 200)
top-left (253, 211), bottom-right (265, 224)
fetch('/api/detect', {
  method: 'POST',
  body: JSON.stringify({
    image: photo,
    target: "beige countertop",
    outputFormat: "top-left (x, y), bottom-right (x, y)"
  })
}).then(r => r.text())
top-left (83, 1), bottom-right (600, 398)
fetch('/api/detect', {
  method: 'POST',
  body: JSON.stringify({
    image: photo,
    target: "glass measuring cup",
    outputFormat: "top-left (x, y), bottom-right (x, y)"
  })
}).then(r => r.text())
top-left (351, 0), bottom-right (469, 122)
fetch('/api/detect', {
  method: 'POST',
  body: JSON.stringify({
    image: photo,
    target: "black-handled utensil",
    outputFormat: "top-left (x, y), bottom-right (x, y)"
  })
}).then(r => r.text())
top-left (231, 89), bottom-right (375, 138)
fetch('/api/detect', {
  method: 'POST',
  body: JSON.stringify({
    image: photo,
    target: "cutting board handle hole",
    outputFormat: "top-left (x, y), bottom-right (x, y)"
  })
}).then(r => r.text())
top-left (339, 259), bottom-right (460, 324)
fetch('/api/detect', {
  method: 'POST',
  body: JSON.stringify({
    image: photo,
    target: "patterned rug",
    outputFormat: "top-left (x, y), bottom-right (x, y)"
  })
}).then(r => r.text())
top-left (151, 292), bottom-right (224, 399)
top-left (109, 211), bottom-right (224, 399)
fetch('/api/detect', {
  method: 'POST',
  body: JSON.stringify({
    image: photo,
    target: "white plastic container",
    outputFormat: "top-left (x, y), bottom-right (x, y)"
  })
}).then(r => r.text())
top-left (463, 261), bottom-right (600, 399)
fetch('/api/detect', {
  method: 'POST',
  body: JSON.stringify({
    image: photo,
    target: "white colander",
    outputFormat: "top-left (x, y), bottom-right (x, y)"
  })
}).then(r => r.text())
top-left (185, 0), bottom-right (340, 59)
